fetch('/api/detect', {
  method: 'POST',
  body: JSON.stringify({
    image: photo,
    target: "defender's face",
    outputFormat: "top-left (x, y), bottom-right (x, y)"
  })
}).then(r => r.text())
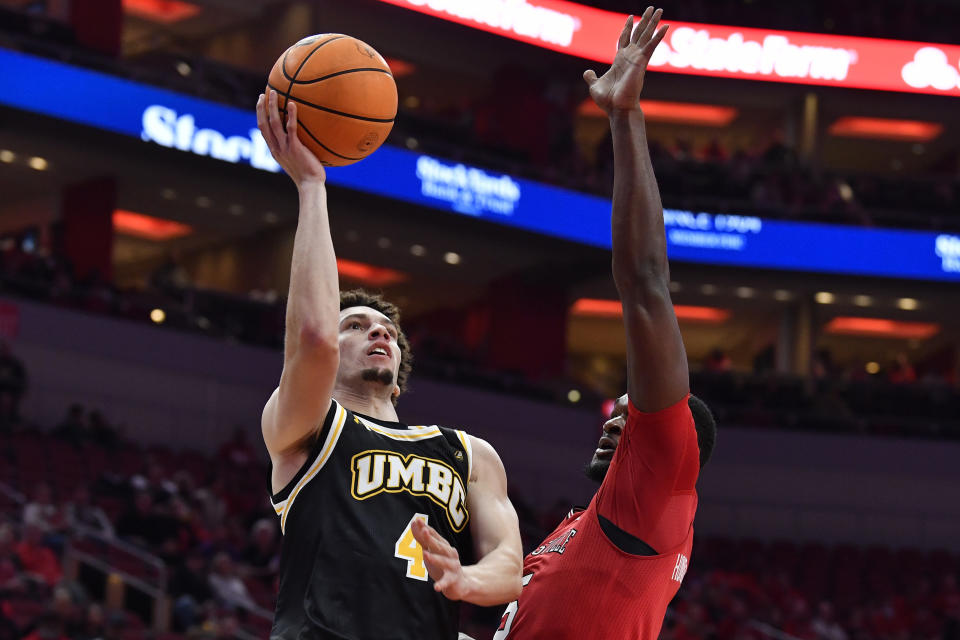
top-left (585, 394), bottom-right (629, 483)
top-left (337, 306), bottom-right (402, 394)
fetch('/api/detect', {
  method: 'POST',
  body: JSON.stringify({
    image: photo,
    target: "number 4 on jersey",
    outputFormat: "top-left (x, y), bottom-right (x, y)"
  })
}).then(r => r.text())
top-left (395, 513), bottom-right (429, 581)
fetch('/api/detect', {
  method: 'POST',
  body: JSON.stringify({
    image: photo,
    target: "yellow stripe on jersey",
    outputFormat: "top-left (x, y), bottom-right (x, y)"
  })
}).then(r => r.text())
top-left (278, 403), bottom-right (348, 534)
top-left (455, 430), bottom-right (473, 482)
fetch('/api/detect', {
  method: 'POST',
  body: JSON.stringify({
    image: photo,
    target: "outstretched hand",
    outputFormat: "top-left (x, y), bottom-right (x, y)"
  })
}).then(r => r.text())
top-left (411, 518), bottom-right (472, 601)
top-left (256, 90), bottom-right (326, 187)
top-left (583, 6), bottom-right (668, 114)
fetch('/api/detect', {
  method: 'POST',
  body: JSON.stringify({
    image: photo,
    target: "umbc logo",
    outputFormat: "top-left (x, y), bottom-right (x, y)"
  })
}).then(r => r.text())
top-left (935, 234), bottom-right (960, 272)
top-left (351, 450), bottom-right (469, 531)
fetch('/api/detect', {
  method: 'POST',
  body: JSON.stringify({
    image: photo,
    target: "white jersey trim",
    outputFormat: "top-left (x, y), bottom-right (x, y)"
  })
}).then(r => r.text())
top-left (455, 430), bottom-right (473, 481)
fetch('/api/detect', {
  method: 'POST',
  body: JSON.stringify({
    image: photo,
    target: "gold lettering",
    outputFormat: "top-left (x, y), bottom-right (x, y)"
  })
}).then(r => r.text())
top-left (425, 461), bottom-right (453, 503)
top-left (387, 455), bottom-right (426, 491)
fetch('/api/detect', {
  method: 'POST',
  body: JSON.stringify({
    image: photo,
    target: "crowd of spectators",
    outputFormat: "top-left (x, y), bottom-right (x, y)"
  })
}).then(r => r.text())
top-left (1, 401), bottom-right (276, 639)
top-left (3, 400), bottom-right (960, 640)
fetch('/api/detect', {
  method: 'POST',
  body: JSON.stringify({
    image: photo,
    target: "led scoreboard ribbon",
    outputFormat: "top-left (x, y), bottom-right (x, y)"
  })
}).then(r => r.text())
top-left (0, 48), bottom-right (957, 282)
top-left (375, 0), bottom-right (960, 98)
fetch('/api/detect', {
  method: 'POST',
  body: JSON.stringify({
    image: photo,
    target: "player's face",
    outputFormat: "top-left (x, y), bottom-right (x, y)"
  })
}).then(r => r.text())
top-left (584, 394), bottom-right (629, 483)
top-left (337, 306), bottom-right (402, 398)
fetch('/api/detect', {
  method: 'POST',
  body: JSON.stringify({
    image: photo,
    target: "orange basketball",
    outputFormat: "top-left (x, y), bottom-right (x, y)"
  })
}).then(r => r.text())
top-left (266, 34), bottom-right (397, 167)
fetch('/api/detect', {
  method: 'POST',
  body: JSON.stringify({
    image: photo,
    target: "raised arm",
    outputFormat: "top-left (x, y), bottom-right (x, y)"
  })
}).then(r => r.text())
top-left (412, 436), bottom-right (522, 606)
top-left (256, 91), bottom-right (340, 483)
top-left (584, 8), bottom-right (688, 411)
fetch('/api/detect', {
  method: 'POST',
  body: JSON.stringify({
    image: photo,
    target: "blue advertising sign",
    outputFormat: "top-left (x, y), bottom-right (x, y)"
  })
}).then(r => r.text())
top-left (1, 47), bottom-right (958, 282)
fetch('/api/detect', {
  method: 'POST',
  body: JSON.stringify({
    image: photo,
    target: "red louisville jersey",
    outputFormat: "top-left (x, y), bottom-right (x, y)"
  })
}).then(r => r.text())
top-left (495, 397), bottom-right (699, 640)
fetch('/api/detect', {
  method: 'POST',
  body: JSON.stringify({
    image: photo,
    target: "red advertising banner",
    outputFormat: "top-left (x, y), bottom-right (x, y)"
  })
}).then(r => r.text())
top-left (377, 0), bottom-right (960, 97)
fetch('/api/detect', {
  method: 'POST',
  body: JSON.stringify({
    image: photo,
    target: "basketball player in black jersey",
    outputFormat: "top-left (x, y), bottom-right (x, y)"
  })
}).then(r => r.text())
top-left (255, 91), bottom-right (522, 640)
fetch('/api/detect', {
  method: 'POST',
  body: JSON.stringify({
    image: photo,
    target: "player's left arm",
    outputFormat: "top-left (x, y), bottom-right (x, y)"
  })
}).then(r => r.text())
top-left (411, 436), bottom-right (522, 606)
top-left (585, 9), bottom-right (697, 543)
top-left (585, 7), bottom-right (686, 412)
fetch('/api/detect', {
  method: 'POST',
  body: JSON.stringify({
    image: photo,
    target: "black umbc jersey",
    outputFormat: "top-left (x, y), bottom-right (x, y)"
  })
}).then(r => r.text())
top-left (270, 399), bottom-right (474, 640)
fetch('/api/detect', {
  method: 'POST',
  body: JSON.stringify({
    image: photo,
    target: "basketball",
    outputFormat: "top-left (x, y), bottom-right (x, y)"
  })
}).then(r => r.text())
top-left (266, 34), bottom-right (397, 166)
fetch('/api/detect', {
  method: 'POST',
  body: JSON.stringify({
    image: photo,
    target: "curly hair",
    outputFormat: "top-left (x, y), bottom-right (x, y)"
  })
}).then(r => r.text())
top-left (339, 289), bottom-right (413, 405)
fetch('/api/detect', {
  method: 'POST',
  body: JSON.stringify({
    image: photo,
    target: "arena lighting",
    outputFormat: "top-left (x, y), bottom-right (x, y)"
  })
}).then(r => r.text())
top-left (570, 299), bottom-right (730, 323)
top-left (829, 117), bottom-right (943, 142)
top-left (897, 297), bottom-right (919, 310)
top-left (336, 258), bottom-right (409, 287)
top-left (113, 210), bottom-right (193, 241)
top-left (825, 317), bottom-right (939, 339)
top-left (375, 0), bottom-right (960, 98)
top-left (579, 99), bottom-right (738, 126)
top-left (384, 58), bottom-right (417, 78)
top-left (122, 0), bottom-right (200, 23)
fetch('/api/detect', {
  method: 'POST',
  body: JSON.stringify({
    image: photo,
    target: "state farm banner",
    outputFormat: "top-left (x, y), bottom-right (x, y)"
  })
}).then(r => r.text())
top-left (376, 0), bottom-right (960, 97)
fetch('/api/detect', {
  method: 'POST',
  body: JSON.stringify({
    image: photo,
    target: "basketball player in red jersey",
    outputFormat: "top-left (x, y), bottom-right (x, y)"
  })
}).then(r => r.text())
top-left (488, 7), bottom-right (718, 638)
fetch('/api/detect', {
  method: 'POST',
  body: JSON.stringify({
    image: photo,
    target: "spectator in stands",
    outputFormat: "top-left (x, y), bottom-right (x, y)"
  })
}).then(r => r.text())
top-left (0, 341), bottom-right (26, 418)
top-left (241, 519), bottom-right (279, 584)
top-left (64, 487), bottom-right (114, 539)
top-left (169, 551), bottom-right (214, 632)
top-left (115, 491), bottom-right (175, 550)
top-left (130, 461), bottom-right (177, 505)
top-left (15, 524), bottom-right (61, 588)
top-left (207, 552), bottom-right (254, 611)
top-left (22, 483), bottom-right (66, 538)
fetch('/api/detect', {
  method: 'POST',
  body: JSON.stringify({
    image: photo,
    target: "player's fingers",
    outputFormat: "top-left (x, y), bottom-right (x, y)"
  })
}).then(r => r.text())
top-left (434, 574), bottom-right (454, 592)
top-left (583, 69), bottom-right (598, 87)
top-left (643, 24), bottom-right (669, 55)
top-left (421, 550), bottom-right (441, 577)
top-left (267, 90), bottom-right (287, 151)
top-left (256, 94), bottom-right (279, 152)
top-left (617, 15), bottom-right (633, 49)
top-left (429, 526), bottom-right (455, 555)
top-left (631, 6), bottom-right (655, 44)
top-left (634, 8), bottom-right (662, 46)
top-left (286, 101), bottom-right (298, 143)
top-left (411, 520), bottom-right (432, 548)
